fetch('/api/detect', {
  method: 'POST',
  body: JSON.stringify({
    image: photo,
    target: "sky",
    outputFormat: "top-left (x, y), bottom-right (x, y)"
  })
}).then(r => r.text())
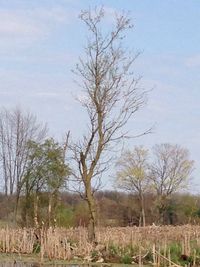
top-left (0, 0), bottom-right (200, 191)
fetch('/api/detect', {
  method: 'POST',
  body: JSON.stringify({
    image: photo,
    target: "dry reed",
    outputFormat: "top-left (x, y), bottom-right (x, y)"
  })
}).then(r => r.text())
top-left (0, 225), bottom-right (199, 264)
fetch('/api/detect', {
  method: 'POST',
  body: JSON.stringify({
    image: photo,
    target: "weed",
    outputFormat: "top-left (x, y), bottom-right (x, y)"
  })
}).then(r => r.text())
top-left (121, 254), bottom-right (132, 264)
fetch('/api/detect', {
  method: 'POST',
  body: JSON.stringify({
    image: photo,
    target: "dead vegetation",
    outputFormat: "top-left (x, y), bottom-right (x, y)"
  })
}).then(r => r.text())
top-left (0, 225), bottom-right (199, 266)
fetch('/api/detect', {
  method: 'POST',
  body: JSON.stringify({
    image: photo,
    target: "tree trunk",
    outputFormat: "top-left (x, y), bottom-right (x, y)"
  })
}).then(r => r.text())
top-left (34, 194), bottom-right (39, 228)
top-left (48, 194), bottom-right (52, 227)
top-left (141, 194), bottom-right (146, 227)
top-left (52, 191), bottom-right (59, 227)
top-left (157, 196), bottom-right (167, 225)
top-left (25, 195), bottom-right (30, 227)
top-left (85, 182), bottom-right (96, 243)
top-left (141, 206), bottom-right (146, 227)
top-left (14, 193), bottom-right (20, 222)
top-left (14, 184), bottom-right (22, 222)
top-left (158, 206), bottom-right (165, 224)
top-left (139, 193), bottom-right (146, 227)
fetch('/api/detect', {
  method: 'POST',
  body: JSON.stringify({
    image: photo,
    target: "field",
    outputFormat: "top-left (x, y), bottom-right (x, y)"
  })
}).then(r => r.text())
top-left (0, 225), bottom-right (200, 266)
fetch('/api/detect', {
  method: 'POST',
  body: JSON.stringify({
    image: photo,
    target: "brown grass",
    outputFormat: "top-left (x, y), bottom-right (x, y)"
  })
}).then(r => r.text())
top-left (0, 225), bottom-right (199, 264)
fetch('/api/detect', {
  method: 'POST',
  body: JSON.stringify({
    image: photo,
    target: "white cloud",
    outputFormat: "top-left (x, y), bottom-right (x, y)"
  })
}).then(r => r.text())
top-left (185, 54), bottom-right (200, 68)
top-left (0, 13), bottom-right (40, 37)
top-left (0, 7), bottom-right (76, 44)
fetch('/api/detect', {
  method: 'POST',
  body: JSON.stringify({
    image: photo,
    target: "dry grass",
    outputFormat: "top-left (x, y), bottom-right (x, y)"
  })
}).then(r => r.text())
top-left (0, 225), bottom-right (199, 264)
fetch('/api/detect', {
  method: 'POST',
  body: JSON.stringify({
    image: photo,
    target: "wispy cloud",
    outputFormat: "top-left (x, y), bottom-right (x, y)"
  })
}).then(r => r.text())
top-left (185, 54), bottom-right (200, 68)
top-left (0, 7), bottom-right (76, 45)
top-left (0, 11), bottom-right (42, 38)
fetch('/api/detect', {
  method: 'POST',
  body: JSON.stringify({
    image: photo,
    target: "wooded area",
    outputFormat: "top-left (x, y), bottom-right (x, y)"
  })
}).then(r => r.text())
top-left (0, 188), bottom-right (199, 228)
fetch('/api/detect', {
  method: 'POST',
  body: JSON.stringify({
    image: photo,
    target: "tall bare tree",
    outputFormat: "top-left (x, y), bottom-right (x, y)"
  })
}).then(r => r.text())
top-left (70, 8), bottom-right (148, 242)
top-left (115, 147), bottom-right (149, 226)
top-left (150, 143), bottom-right (194, 223)
top-left (0, 107), bottom-right (47, 216)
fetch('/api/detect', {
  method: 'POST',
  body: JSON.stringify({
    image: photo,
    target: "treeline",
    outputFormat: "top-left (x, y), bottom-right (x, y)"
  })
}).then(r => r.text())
top-left (0, 106), bottom-right (196, 230)
top-left (0, 190), bottom-right (200, 227)
top-left (0, 106), bottom-right (195, 227)
top-left (46, 191), bottom-right (200, 226)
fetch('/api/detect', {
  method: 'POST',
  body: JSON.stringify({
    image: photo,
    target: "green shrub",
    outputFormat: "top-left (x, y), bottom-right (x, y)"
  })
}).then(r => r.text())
top-left (108, 244), bottom-right (119, 255)
top-left (121, 254), bottom-right (132, 264)
top-left (56, 205), bottom-right (74, 227)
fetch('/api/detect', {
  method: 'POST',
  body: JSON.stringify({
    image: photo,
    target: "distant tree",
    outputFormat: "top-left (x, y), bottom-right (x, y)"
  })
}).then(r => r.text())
top-left (149, 143), bottom-right (194, 223)
top-left (70, 8), bottom-right (148, 242)
top-left (0, 107), bottom-right (47, 217)
top-left (115, 147), bottom-right (150, 226)
top-left (172, 193), bottom-right (200, 225)
top-left (22, 138), bottom-right (70, 227)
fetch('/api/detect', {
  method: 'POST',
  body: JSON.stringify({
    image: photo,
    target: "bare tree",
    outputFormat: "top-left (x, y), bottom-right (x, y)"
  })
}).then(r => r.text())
top-left (149, 143), bottom-right (194, 223)
top-left (115, 147), bottom-right (149, 226)
top-left (70, 8), bottom-right (148, 242)
top-left (0, 107), bottom-right (47, 216)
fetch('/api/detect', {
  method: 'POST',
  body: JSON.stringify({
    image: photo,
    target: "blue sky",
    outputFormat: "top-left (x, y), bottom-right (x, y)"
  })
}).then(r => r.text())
top-left (0, 0), bottom-right (200, 191)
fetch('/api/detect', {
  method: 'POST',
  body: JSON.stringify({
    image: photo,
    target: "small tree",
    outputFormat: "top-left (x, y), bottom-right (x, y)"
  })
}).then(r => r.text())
top-left (115, 147), bottom-right (149, 226)
top-left (22, 138), bottom-right (69, 227)
top-left (70, 8), bottom-right (147, 242)
top-left (149, 143), bottom-right (194, 224)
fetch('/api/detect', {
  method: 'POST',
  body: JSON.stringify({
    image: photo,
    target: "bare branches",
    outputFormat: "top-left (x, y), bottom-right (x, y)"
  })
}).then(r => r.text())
top-left (148, 143), bottom-right (194, 223)
top-left (150, 143), bottom-right (194, 197)
top-left (70, 7), bottom-right (147, 240)
top-left (114, 144), bottom-right (194, 225)
top-left (71, 8), bottom-right (147, 188)
top-left (0, 106), bottom-right (47, 196)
